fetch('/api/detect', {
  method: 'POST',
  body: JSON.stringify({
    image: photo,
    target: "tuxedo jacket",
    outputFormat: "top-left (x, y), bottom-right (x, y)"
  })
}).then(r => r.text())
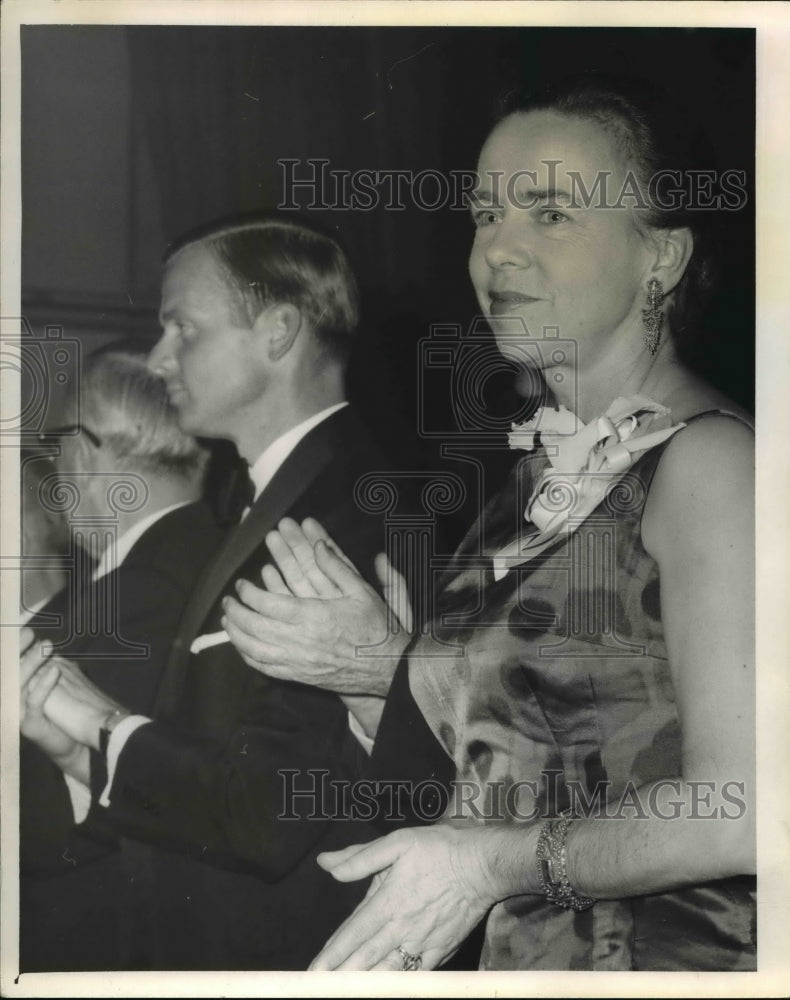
top-left (20, 500), bottom-right (224, 971)
top-left (88, 407), bottom-right (412, 970)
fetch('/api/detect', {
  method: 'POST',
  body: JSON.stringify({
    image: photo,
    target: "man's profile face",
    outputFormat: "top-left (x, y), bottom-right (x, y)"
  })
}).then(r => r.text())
top-left (151, 242), bottom-right (268, 442)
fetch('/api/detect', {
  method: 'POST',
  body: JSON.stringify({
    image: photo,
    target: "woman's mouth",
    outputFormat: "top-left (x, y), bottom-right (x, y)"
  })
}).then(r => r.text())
top-left (489, 292), bottom-right (540, 315)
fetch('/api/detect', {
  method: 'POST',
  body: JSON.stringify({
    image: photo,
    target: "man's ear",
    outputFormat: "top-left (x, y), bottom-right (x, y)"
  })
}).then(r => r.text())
top-left (253, 303), bottom-right (303, 362)
top-left (646, 227), bottom-right (694, 296)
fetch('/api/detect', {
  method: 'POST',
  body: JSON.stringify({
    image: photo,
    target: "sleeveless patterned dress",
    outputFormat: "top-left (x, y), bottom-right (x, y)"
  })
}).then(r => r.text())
top-left (407, 412), bottom-right (756, 970)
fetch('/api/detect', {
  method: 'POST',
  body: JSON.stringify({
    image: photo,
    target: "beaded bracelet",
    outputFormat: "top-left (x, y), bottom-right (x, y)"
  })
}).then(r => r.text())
top-left (535, 814), bottom-right (597, 912)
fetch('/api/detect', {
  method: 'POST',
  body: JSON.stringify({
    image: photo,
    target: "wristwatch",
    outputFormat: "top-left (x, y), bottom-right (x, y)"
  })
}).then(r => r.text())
top-left (98, 708), bottom-right (129, 756)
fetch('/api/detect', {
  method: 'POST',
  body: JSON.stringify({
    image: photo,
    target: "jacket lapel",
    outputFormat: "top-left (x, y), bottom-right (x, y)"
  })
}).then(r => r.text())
top-left (154, 407), bottom-right (358, 715)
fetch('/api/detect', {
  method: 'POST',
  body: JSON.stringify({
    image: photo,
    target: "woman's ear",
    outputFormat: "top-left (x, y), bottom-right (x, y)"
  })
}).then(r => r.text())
top-left (647, 227), bottom-right (694, 295)
top-left (253, 303), bottom-right (303, 362)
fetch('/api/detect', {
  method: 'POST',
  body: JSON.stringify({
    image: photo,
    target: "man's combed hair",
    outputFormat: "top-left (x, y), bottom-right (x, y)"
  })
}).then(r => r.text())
top-left (81, 340), bottom-right (207, 479)
top-left (166, 213), bottom-right (360, 362)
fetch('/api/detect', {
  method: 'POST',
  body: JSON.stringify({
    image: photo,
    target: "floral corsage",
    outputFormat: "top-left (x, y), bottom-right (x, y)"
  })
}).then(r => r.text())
top-left (492, 395), bottom-right (685, 580)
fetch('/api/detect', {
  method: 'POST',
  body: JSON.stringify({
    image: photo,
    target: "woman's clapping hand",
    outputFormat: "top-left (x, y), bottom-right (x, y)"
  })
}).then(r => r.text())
top-left (309, 824), bottom-right (502, 971)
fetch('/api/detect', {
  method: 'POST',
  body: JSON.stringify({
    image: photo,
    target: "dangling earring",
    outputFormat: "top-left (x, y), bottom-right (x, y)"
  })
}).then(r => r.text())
top-left (642, 278), bottom-right (664, 356)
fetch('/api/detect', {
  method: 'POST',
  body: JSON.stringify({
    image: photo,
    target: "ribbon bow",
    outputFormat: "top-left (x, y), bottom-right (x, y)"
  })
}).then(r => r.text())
top-left (492, 395), bottom-right (685, 580)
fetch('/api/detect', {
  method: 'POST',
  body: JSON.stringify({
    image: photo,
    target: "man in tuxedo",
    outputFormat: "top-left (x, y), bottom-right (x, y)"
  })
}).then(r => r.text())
top-left (23, 215), bottom-right (404, 969)
top-left (20, 342), bottom-right (224, 970)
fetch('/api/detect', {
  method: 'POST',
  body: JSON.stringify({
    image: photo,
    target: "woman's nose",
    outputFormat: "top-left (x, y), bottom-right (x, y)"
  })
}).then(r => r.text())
top-left (483, 215), bottom-right (532, 270)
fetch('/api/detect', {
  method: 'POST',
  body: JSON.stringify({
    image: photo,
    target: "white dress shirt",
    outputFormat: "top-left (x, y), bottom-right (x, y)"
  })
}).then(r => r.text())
top-left (247, 401), bottom-right (348, 501)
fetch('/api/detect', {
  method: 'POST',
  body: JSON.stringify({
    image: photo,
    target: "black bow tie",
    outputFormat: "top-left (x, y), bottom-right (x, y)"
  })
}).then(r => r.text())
top-left (217, 467), bottom-right (255, 525)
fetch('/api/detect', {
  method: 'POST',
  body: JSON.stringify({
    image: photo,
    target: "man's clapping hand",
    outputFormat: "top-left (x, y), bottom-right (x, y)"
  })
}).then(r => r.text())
top-left (223, 517), bottom-right (413, 698)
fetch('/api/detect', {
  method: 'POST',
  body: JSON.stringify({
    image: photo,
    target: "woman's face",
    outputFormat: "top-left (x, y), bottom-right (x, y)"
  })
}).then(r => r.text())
top-left (469, 110), bottom-right (655, 380)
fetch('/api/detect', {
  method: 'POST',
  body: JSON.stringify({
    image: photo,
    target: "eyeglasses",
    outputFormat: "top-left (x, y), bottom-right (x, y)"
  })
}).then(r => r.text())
top-left (37, 423), bottom-right (103, 449)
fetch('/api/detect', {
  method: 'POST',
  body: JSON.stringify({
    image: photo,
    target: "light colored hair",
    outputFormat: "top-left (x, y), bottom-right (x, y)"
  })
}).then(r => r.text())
top-left (79, 340), bottom-right (207, 480)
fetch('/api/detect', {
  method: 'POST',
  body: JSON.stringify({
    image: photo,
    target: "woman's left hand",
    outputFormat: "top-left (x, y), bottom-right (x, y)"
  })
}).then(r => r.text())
top-left (309, 825), bottom-right (499, 971)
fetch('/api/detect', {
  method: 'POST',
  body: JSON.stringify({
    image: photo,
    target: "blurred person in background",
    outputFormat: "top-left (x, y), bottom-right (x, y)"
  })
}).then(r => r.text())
top-left (20, 450), bottom-right (71, 615)
top-left (20, 339), bottom-right (223, 971)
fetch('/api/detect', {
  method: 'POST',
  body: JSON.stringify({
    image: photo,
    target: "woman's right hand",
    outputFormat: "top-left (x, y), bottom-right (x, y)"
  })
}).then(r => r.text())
top-left (223, 518), bottom-right (413, 697)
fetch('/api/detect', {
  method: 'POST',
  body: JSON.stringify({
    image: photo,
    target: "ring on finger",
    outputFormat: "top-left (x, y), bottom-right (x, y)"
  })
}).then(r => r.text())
top-left (396, 945), bottom-right (422, 971)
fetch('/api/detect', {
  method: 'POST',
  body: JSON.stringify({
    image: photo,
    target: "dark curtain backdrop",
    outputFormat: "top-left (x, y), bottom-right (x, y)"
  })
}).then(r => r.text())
top-left (121, 27), bottom-right (754, 529)
top-left (125, 24), bottom-right (754, 400)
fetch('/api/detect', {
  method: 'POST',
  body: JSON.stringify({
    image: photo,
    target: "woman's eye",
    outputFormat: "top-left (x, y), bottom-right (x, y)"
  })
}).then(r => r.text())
top-left (539, 208), bottom-right (568, 225)
top-left (470, 205), bottom-right (500, 228)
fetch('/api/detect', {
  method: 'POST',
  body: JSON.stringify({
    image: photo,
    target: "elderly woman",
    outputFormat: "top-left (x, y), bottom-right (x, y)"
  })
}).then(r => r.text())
top-left (224, 74), bottom-right (755, 971)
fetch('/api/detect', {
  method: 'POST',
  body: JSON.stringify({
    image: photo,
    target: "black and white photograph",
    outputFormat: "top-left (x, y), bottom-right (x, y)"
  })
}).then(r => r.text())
top-left (1, 1), bottom-right (787, 996)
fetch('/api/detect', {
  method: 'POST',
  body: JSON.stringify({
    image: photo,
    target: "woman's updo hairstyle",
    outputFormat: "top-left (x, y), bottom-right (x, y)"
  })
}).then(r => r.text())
top-left (497, 73), bottom-right (723, 345)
